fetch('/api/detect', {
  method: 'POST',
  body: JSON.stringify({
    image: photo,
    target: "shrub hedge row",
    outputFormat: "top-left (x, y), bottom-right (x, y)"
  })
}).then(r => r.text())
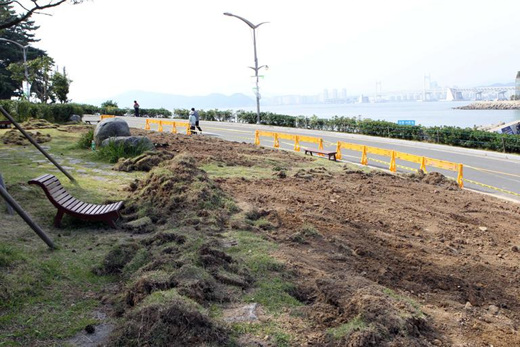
top-left (172, 108), bottom-right (520, 154)
top-left (0, 100), bottom-right (172, 122)
top-left (1, 101), bottom-right (518, 154)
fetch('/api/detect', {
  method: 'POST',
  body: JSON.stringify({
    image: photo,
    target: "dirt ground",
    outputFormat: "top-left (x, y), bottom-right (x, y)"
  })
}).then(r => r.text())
top-left (125, 129), bottom-right (520, 346)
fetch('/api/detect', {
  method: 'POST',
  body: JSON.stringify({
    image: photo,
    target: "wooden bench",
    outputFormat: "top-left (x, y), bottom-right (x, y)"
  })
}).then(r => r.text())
top-left (84, 120), bottom-right (99, 125)
top-left (302, 147), bottom-right (338, 161)
top-left (0, 120), bottom-right (11, 128)
top-left (28, 174), bottom-right (123, 228)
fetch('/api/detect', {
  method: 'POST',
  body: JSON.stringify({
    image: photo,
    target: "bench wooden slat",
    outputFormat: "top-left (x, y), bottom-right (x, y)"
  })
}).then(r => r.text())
top-left (105, 203), bottom-right (117, 212)
top-left (89, 205), bottom-right (104, 215)
top-left (53, 190), bottom-right (71, 203)
top-left (28, 174), bottom-right (123, 228)
top-left (83, 204), bottom-right (99, 215)
top-left (56, 195), bottom-right (74, 208)
top-left (47, 182), bottom-right (65, 195)
top-left (35, 174), bottom-right (54, 184)
top-left (98, 205), bottom-right (111, 214)
top-left (61, 196), bottom-right (79, 209)
top-left (70, 201), bottom-right (88, 213)
top-left (77, 203), bottom-right (94, 214)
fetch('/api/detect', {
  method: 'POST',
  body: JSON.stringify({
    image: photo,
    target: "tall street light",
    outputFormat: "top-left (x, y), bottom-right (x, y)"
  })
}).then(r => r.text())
top-left (224, 12), bottom-right (268, 124)
top-left (0, 38), bottom-right (30, 99)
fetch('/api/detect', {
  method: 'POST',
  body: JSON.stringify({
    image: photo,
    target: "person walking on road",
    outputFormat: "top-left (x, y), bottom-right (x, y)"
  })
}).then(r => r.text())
top-left (189, 107), bottom-right (202, 133)
top-left (189, 111), bottom-right (197, 134)
top-left (134, 100), bottom-right (140, 117)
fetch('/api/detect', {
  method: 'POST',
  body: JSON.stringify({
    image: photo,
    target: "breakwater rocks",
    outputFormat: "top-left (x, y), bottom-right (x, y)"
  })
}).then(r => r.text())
top-left (454, 101), bottom-right (520, 110)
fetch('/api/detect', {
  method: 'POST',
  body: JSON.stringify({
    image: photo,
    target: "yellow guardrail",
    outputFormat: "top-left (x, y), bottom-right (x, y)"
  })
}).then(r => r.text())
top-left (254, 130), bottom-right (324, 152)
top-left (100, 115), bottom-right (115, 120)
top-left (145, 119), bottom-right (191, 135)
top-left (336, 141), bottom-right (464, 188)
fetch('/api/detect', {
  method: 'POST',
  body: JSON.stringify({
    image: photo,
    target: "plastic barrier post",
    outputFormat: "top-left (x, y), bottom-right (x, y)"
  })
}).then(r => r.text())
top-left (390, 151), bottom-right (396, 172)
top-left (171, 123), bottom-right (177, 134)
top-left (274, 133), bottom-right (280, 148)
top-left (361, 146), bottom-right (368, 165)
top-left (335, 142), bottom-right (342, 160)
top-left (254, 130), bottom-right (260, 146)
top-left (457, 164), bottom-right (464, 188)
top-left (145, 119), bottom-right (150, 130)
top-left (158, 121), bottom-right (163, 132)
top-left (420, 157), bottom-right (427, 173)
top-left (294, 136), bottom-right (300, 151)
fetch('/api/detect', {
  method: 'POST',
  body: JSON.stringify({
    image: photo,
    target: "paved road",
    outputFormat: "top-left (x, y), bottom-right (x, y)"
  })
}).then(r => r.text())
top-left (88, 116), bottom-right (520, 202)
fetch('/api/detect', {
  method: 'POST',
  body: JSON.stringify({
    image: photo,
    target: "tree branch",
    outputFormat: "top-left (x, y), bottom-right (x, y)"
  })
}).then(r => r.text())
top-left (0, 0), bottom-right (82, 30)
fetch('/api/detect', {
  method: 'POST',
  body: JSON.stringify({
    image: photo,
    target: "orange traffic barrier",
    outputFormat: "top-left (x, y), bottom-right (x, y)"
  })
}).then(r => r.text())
top-left (145, 119), bottom-right (191, 134)
top-left (336, 141), bottom-right (463, 188)
top-left (100, 115), bottom-right (115, 120)
top-left (255, 130), bottom-right (323, 153)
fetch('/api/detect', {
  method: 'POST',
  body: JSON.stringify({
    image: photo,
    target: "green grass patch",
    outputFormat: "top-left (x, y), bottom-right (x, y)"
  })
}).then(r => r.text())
top-left (0, 125), bottom-right (144, 345)
top-left (231, 321), bottom-right (292, 347)
top-left (76, 127), bottom-right (94, 149)
top-left (0, 233), bottom-right (120, 345)
top-left (327, 316), bottom-right (367, 340)
top-left (225, 230), bottom-right (301, 312)
top-left (382, 288), bottom-right (426, 318)
top-left (95, 138), bottom-right (151, 163)
top-left (0, 244), bottom-right (26, 268)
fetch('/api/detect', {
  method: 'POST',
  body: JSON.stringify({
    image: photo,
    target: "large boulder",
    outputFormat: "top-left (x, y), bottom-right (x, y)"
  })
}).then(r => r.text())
top-left (69, 114), bottom-right (82, 123)
top-left (94, 118), bottom-right (131, 145)
top-left (100, 136), bottom-right (155, 151)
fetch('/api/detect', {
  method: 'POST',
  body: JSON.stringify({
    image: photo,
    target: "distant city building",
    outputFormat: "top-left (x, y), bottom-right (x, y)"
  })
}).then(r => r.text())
top-left (321, 89), bottom-right (329, 103)
top-left (331, 88), bottom-right (338, 100)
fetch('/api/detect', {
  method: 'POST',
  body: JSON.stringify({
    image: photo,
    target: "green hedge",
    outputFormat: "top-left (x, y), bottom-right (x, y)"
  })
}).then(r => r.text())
top-left (171, 108), bottom-right (519, 154)
top-left (2, 102), bottom-right (518, 154)
top-left (0, 101), bottom-right (172, 122)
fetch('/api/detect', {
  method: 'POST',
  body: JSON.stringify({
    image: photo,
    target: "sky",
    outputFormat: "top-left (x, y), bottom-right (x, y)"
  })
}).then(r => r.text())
top-left (29, 0), bottom-right (520, 103)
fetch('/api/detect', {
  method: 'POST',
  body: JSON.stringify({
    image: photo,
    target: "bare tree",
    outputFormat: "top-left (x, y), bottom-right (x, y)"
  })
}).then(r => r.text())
top-left (0, 0), bottom-right (84, 30)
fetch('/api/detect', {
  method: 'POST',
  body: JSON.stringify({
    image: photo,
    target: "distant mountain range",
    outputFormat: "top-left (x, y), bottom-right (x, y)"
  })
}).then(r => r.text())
top-left (80, 81), bottom-right (516, 110)
top-left (81, 91), bottom-right (256, 110)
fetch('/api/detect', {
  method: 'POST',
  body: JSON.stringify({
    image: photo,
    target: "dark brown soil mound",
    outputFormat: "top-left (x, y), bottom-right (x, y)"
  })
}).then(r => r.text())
top-left (109, 295), bottom-right (230, 346)
top-left (93, 127), bottom-right (520, 346)
top-left (122, 153), bottom-right (237, 227)
top-left (422, 171), bottom-right (459, 189)
top-left (1, 129), bottom-right (51, 145)
top-left (113, 151), bottom-right (175, 172)
top-left (20, 118), bottom-right (59, 129)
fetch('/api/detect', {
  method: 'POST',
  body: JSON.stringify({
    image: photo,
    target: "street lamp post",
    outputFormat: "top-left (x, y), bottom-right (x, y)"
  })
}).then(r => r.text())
top-left (0, 38), bottom-right (30, 99)
top-left (224, 12), bottom-right (268, 124)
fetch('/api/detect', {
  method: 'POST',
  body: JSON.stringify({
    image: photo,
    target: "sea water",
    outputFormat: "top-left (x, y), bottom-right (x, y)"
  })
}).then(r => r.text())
top-left (237, 101), bottom-right (520, 128)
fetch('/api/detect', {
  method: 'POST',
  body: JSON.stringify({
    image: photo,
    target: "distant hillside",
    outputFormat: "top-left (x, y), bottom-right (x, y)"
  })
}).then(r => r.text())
top-left (81, 91), bottom-right (256, 110)
top-left (478, 82), bottom-right (515, 88)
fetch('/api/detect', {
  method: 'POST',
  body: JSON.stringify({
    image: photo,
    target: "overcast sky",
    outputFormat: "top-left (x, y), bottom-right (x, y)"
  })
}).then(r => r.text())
top-left (33, 0), bottom-right (519, 103)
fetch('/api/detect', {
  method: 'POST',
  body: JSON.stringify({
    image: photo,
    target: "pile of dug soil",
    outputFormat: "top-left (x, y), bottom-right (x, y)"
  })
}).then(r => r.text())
top-left (92, 127), bottom-right (520, 346)
top-left (113, 151), bottom-right (175, 172)
top-left (122, 153), bottom-right (237, 227)
top-left (20, 118), bottom-right (59, 129)
top-left (110, 294), bottom-right (230, 346)
top-left (219, 163), bottom-right (520, 346)
top-left (1, 129), bottom-right (51, 145)
top-left (421, 171), bottom-right (460, 188)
